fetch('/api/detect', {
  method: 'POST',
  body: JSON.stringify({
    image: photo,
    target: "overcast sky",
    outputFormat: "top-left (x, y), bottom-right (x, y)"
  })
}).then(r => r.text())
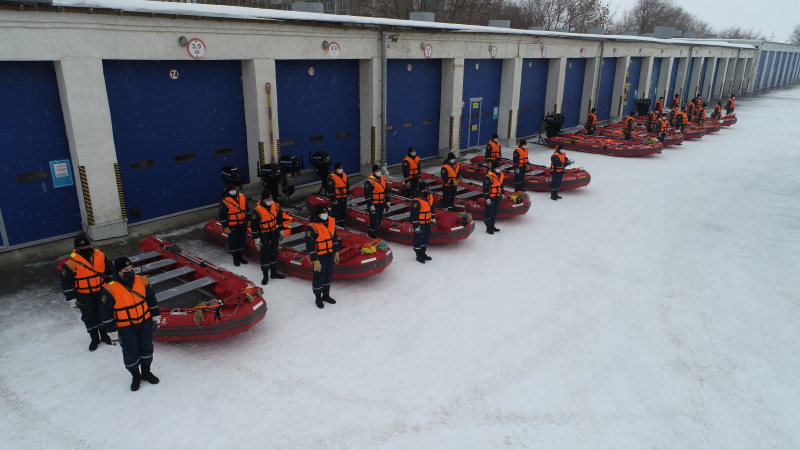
top-left (606, 0), bottom-right (796, 42)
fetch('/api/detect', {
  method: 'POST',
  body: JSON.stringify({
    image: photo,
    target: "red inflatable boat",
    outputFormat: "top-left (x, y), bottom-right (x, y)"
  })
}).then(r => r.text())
top-left (546, 133), bottom-right (663, 157)
top-left (576, 126), bottom-right (685, 146)
top-left (57, 236), bottom-right (268, 342)
top-left (384, 172), bottom-right (531, 220)
top-left (608, 118), bottom-right (707, 140)
top-left (721, 114), bottom-right (737, 126)
top-left (203, 211), bottom-right (393, 280)
top-left (460, 156), bottom-right (591, 191)
top-left (306, 189), bottom-right (475, 245)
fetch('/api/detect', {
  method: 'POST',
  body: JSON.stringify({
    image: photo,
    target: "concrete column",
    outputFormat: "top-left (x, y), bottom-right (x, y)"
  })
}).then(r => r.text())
top-left (656, 57), bottom-right (674, 102)
top-left (544, 57), bottom-right (567, 116)
top-left (718, 58), bottom-right (734, 99)
top-left (743, 57), bottom-right (756, 92)
top-left (497, 57), bottom-right (523, 147)
top-left (358, 58), bottom-right (382, 175)
top-left (579, 56), bottom-right (600, 125)
top-left (438, 57), bottom-right (465, 157)
top-left (638, 56), bottom-right (654, 102)
top-left (242, 58), bottom-right (276, 181)
top-left (685, 57), bottom-right (703, 100)
top-left (610, 56), bottom-right (630, 118)
top-left (702, 57), bottom-right (717, 101)
top-left (673, 56), bottom-right (689, 101)
top-left (764, 51), bottom-right (776, 88)
top-left (55, 57), bottom-right (127, 241)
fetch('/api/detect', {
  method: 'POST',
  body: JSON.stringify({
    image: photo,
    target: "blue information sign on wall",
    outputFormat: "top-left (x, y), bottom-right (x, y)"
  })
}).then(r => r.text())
top-left (49, 159), bottom-right (74, 188)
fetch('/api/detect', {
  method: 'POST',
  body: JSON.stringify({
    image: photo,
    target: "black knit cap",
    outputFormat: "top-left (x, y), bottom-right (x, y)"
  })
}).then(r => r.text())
top-left (113, 256), bottom-right (133, 273)
top-left (447, 152), bottom-right (456, 160)
top-left (372, 164), bottom-right (381, 173)
top-left (313, 203), bottom-right (329, 217)
top-left (334, 162), bottom-right (343, 169)
top-left (261, 189), bottom-right (272, 200)
top-left (74, 234), bottom-right (90, 248)
top-left (490, 159), bottom-right (501, 168)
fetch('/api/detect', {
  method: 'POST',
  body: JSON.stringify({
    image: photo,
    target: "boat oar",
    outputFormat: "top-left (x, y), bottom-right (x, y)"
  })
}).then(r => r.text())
top-left (163, 244), bottom-right (228, 274)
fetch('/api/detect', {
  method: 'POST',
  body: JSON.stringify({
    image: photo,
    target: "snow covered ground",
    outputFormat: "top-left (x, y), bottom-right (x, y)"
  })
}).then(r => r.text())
top-left (2, 86), bottom-right (800, 449)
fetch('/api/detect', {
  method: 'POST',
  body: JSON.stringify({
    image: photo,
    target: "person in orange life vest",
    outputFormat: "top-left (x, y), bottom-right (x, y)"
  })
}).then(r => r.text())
top-left (711, 101), bottom-right (723, 120)
top-left (693, 97), bottom-right (702, 110)
top-left (402, 147), bottom-right (421, 196)
top-left (695, 103), bottom-right (707, 125)
top-left (440, 152), bottom-right (461, 211)
top-left (485, 133), bottom-right (502, 164)
top-left (410, 181), bottom-right (436, 264)
top-left (585, 108), bottom-right (598, 135)
top-left (219, 184), bottom-right (249, 267)
top-left (512, 140), bottom-right (530, 192)
top-left (671, 94), bottom-right (680, 109)
top-left (60, 233), bottom-right (115, 351)
top-left (99, 257), bottom-right (161, 392)
top-left (725, 94), bottom-right (736, 115)
top-left (656, 114), bottom-right (670, 144)
top-left (249, 190), bottom-right (286, 286)
top-left (646, 109), bottom-right (659, 133)
top-left (622, 111), bottom-right (636, 140)
top-left (305, 203), bottom-right (339, 309)
top-left (654, 97), bottom-right (664, 113)
top-left (364, 164), bottom-right (389, 239)
top-left (676, 107), bottom-right (689, 134)
top-left (327, 162), bottom-right (349, 226)
top-left (685, 100), bottom-right (695, 122)
top-left (550, 145), bottom-right (573, 201)
top-left (483, 159), bottom-right (504, 234)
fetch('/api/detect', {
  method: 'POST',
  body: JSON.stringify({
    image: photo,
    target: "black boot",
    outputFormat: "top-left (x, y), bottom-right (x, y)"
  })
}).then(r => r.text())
top-left (486, 226), bottom-right (495, 235)
top-left (415, 250), bottom-right (427, 263)
top-left (315, 292), bottom-right (324, 309)
top-left (88, 329), bottom-right (100, 351)
top-left (261, 269), bottom-right (269, 286)
top-left (491, 226), bottom-right (500, 232)
top-left (233, 254), bottom-right (240, 267)
top-left (422, 249), bottom-right (432, 261)
top-left (556, 193), bottom-right (562, 199)
top-left (99, 328), bottom-right (113, 346)
top-left (322, 287), bottom-right (336, 304)
top-left (129, 367), bottom-right (142, 392)
top-left (141, 365), bottom-right (160, 385)
top-left (550, 191), bottom-right (559, 201)
top-left (237, 252), bottom-right (248, 264)
top-left (270, 268), bottom-right (286, 279)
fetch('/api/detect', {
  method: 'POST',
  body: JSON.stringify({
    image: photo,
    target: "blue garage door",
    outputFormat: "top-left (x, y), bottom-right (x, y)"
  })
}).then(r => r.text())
top-left (649, 57), bottom-right (662, 105)
top-left (562, 58), bottom-right (586, 128)
top-left (754, 53), bottom-right (767, 89)
top-left (667, 60), bottom-right (680, 102)
top-left (104, 60), bottom-right (248, 224)
top-left (517, 59), bottom-right (549, 137)
top-left (387, 59), bottom-right (441, 164)
top-left (276, 60), bottom-right (360, 174)
top-left (0, 61), bottom-right (82, 247)
top-left (460, 59), bottom-right (502, 149)
top-left (698, 58), bottom-right (710, 96)
top-left (596, 58), bottom-right (616, 121)
top-left (623, 57), bottom-right (642, 116)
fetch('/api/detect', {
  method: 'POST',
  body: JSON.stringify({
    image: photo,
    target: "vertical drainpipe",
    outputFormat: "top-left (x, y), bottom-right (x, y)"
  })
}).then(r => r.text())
top-left (594, 41), bottom-right (605, 114)
top-left (380, 31), bottom-right (388, 173)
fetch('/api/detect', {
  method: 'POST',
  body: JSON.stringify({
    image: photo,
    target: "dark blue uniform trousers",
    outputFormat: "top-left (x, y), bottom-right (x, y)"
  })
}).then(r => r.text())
top-left (312, 253), bottom-right (335, 294)
top-left (118, 318), bottom-right (155, 371)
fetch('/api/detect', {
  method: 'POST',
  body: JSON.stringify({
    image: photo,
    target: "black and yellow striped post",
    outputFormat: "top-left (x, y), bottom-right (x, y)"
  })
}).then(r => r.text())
top-left (78, 166), bottom-right (95, 226)
top-left (258, 141), bottom-right (265, 168)
top-left (507, 110), bottom-right (513, 139)
top-left (113, 163), bottom-right (126, 220)
top-left (276, 139), bottom-right (282, 161)
top-left (448, 116), bottom-right (454, 150)
top-left (370, 126), bottom-right (376, 165)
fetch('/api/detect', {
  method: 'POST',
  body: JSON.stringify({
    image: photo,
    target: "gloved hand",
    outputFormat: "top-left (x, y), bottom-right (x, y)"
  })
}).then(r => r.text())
top-left (152, 317), bottom-right (161, 333)
top-left (414, 226), bottom-right (420, 233)
top-left (431, 218), bottom-right (436, 226)
top-left (367, 205), bottom-right (374, 214)
top-left (279, 233), bottom-right (285, 242)
top-left (485, 198), bottom-right (492, 205)
top-left (385, 202), bottom-right (391, 211)
top-left (223, 227), bottom-right (231, 234)
top-left (108, 331), bottom-right (119, 343)
top-left (313, 260), bottom-right (322, 272)
top-left (67, 299), bottom-right (77, 308)
top-left (513, 168), bottom-right (519, 174)
top-left (334, 252), bottom-right (340, 264)
top-left (254, 239), bottom-right (262, 250)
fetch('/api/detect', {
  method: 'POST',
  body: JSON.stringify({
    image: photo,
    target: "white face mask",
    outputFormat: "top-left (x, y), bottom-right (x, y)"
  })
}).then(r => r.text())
top-left (449, 159), bottom-right (455, 164)
top-left (410, 152), bottom-right (416, 157)
top-left (336, 168), bottom-right (343, 174)
top-left (265, 200), bottom-right (273, 206)
top-left (374, 171), bottom-right (382, 177)
top-left (523, 145), bottom-right (528, 149)
top-left (228, 190), bottom-right (236, 196)
top-left (494, 168), bottom-right (501, 173)
top-left (319, 213), bottom-right (329, 221)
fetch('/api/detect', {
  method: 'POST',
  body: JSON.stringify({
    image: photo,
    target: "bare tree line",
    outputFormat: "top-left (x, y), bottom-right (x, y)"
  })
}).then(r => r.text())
top-left (158, 0), bottom-right (799, 43)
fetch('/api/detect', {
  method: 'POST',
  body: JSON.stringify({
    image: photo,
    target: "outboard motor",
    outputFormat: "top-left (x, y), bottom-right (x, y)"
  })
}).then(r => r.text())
top-left (543, 114), bottom-right (566, 138)
top-left (634, 98), bottom-right (651, 117)
top-left (221, 165), bottom-right (243, 190)
top-left (260, 162), bottom-right (285, 202)
top-left (310, 151), bottom-right (331, 193)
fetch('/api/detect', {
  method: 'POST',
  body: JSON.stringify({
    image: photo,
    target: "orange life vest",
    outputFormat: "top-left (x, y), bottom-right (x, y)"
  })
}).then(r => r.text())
top-left (671, 96), bottom-right (680, 109)
top-left (413, 194), bottom-right (433, 224)
top-left (515, 146), bottom-right (529, 166)
top-left (309, 218), bottom-right (336, 255)
top-left (328, 172), bottom-right (349, 198)
top-left (648, 111), bottom-right (659, 124)
top-left (367, 175), bottom-right (386, 204)
top-left (714, 105), bottom-right (722, 115)
top-left (486, 140), bottom-right (501, 160)
top-left (676, 112), bottom-right (689, 125)
top-left (624, 116), bottom-right (635, 130)
top-left (487, 171), bottom-right (505, 197)
top-left (66, 250), bottom-right (107, 294)
top-left (686, 102), bottom-right (695, 114)
top-left (654, 100), bottom-right (663, 111)
top-left (223, 193), bottom-right (247, 226)
top-left (551, 151), bottom-right (567, 173)
top-left (403, 155), bottom-right (421, 178)
top-left (727, 97), bottom-right (736, 108)
top-left (442, 163), bottom-right (459, 179)
top-left (105, 276), bottom-right (152, 328)
top-left (657, 119), bottom-right (670, 134)
top-left (253, 202), bottom-right (281, 233)
top-left (586, 112), bottom-right (597, 126)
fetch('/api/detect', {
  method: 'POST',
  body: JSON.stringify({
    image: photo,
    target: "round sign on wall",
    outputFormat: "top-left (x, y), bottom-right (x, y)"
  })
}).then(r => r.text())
top-left (423, 43), bottom-right (433, 59)
top-left (489, 45), bottom-right (498, 58)
top-left (541, 46), bottom-right (548, 58)
top-left (580, 47), bottom-right (586, 58)
top-left (407, 64), bottom-right (413, 71)
top-left (187, 38), bottom-right (206, 60)
top-left (169, 69), bottom-right (179, 80)
top-left (327, 41), bottom-right (340, 59)
top-left (475, 63), bottom-right (480, 70)
top-left (308, 67), bottom-right (315, 76)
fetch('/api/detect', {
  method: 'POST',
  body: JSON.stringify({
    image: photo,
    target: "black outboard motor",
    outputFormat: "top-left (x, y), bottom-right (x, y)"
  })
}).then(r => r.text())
top-left (221, 165), bottom-right (243, 190)
top-left (279, 155), bottom-right (303, 177)
top-left (260, 163), bottom-right (285, 202)
top-left (543, 114), bottom-right (566, 138)
top-left (310, 151), bottom-right (331, 194)
top-left (634, 98), bottom-right (651, 117)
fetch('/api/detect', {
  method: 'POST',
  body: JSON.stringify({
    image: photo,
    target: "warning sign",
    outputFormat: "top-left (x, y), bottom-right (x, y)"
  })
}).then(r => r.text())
top-left (187, 38), bottom-right (206, 60)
